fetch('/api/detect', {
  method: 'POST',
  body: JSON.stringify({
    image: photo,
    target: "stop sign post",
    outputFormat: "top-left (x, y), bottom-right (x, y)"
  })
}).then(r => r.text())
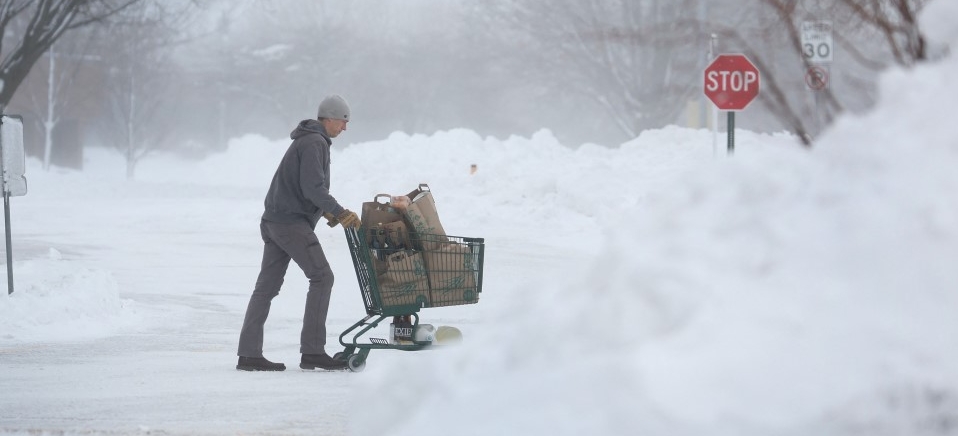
top-left (704, 54), bottom-right (760, 154)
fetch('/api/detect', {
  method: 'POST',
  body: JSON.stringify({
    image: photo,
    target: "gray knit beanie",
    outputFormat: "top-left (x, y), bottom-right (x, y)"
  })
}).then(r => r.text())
top-left (317, 95), bottom-right (350, 121)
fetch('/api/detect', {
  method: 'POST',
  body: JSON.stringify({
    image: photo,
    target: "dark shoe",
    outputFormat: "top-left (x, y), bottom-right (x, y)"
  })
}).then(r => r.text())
top-left (300, 353), bottom-right (347, 370)
top-left (237, 356), bottom-right (286, 371)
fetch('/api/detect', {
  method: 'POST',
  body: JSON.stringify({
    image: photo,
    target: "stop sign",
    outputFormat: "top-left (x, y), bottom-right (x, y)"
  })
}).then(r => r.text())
top-left (704, 54), bottom-right (760, 110)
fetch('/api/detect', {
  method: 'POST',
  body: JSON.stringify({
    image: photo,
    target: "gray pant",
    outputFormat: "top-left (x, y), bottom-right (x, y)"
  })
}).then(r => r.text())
top-left (238, 219), bottom-right (334, 357)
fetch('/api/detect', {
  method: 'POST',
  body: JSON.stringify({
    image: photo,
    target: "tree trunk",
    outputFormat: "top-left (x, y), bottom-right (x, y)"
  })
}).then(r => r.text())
top-left (43, 46), bottom-right (57, 171)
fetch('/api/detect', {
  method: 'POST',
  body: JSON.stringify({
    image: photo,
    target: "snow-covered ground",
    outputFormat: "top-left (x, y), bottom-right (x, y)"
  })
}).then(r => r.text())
top-left (3, 2), bottom-right (958, 435)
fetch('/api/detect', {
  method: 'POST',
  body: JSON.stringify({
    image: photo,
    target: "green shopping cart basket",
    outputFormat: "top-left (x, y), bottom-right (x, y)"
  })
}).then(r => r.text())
top-left (334, 226), bottom-right (485, 371)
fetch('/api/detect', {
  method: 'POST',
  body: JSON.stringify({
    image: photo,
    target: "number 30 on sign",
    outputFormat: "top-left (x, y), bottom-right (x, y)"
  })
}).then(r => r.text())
top-left (801, 21), bottom-right (833, 63)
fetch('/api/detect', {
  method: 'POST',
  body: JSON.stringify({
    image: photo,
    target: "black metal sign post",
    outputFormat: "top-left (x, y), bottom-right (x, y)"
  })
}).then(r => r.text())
top-left (0, 114), bottom-right (12, 294)
top-left (727, 111), bottom-right (735, 154)
top-left (3, 178), bottom-right (11, 295)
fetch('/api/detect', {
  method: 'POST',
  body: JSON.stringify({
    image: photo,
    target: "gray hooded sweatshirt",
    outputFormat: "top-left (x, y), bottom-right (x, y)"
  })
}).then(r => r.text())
top-left (261, 119), bottom-right (346, 228)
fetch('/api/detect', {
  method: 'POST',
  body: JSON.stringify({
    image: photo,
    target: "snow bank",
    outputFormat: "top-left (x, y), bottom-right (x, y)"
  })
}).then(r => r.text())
top-left (0, 249), bottom-right (138, 343)
top-left (349, 5), bottom-right (958, 436)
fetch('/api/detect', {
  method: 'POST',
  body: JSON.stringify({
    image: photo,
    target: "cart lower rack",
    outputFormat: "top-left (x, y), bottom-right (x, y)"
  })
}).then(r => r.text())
top-left (335, 226), bottom-right (485, 371)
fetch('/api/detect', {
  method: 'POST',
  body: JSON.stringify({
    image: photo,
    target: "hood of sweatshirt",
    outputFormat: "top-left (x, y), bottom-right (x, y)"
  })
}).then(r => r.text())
top-left (290, 119), bottom-right (331, 144)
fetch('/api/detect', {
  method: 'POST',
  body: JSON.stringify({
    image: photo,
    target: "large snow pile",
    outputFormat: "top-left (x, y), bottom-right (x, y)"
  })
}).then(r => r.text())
top-left (351, 3), bottom-right (958, 436)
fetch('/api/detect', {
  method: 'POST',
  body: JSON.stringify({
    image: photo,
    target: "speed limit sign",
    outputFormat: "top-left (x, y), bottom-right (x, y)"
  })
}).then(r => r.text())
top-left (801, 21), bottom-right (833, 63)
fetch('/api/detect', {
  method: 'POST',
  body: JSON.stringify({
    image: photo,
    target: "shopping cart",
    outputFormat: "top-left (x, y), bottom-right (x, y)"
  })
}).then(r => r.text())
top-left (335, 226), bottom-right (485, 372)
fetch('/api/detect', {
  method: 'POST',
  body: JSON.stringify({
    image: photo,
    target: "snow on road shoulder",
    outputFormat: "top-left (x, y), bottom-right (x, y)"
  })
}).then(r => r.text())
top-left (0, 248), bottom-right (140, 344)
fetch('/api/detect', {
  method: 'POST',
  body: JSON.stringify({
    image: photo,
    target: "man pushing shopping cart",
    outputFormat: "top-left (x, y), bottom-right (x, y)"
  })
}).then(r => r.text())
top-left (235, 94), bottom-right (484, 373)
top-left (333, 185), bottom-right (485, 372)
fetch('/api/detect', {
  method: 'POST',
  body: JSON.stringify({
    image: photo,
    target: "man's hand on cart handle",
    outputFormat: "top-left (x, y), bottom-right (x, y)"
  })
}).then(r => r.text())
top-left (323, 212), bottom-right (339, 228)
top-left (336, 209), bottom-right (361, 229)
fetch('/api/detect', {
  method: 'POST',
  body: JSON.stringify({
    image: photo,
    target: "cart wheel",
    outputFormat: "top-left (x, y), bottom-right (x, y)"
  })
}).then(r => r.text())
top-left (347, 354), bottom-right (366, 372)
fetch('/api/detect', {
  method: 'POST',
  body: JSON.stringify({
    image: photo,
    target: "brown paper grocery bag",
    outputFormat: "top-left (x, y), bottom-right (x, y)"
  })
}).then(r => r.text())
top-left (361, 194), bottom-right (403, 228)
top-left (403, 187), bottom-right (449, 250)
top-left (423, 243), bottom-right (478, 307)
top-left (377, 250), bottom-right (430, 308)
top-left (404, 184), bottom-right (429, 201)
top-left (362, 193), bottom-right (405, 250)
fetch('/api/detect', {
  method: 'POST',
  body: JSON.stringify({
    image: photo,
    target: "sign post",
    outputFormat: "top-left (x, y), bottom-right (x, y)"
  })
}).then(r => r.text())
top-left (1, 114), bottom-right (27, 294)
top-left (704, 54), bottom-right (761, 154)
top-left (802, 21), bottom-right (833, 134)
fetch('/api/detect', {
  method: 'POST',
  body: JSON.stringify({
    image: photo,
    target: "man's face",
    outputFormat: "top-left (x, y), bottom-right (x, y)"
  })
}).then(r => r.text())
top-left (323, 118), bottom-right (348, 138)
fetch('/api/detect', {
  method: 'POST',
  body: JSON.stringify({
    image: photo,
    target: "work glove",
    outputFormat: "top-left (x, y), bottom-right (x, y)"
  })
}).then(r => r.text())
top-left (336, 209), bottom-right (361, 229)
top-left (323, 212), bottom-right (339, 228)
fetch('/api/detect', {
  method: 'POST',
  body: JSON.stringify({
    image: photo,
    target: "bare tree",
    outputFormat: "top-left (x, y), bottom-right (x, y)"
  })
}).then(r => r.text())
top-left (178, 1), bottom-right (449, 145)
top-left (18, 34), bottom-right (99, 170)
top-left (748, 0), bottom-right (928, 145)
top-left (34, 33), bottom-right (104, 170)
top-left (840, 0), bottom-right (928, 65)
top-left (175, 1), bottom-right (347, 146)
top-left (477, 0), bottom-right (700, 139)
top-left (0, 0), bottom-right (141, 111)
top-left (93, 0), bottom-right (199, 179)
